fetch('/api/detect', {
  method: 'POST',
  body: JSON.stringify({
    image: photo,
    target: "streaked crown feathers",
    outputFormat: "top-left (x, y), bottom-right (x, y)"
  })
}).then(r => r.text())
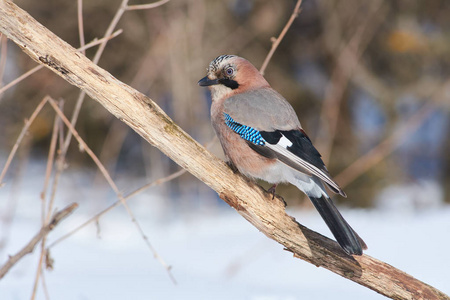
top-left (207, 54), bottom-right (236, 74)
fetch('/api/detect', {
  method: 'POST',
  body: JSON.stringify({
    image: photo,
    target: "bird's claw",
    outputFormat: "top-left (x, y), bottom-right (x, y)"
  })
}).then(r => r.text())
top-left (226, 161), bottom-right (239, 173)
top-left (268, 184), bottom-right (277, 200)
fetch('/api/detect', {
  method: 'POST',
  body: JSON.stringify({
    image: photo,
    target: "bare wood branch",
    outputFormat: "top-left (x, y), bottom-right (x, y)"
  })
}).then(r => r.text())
top-left (0, 1), bottom-right (448, 299)
top-left (0, 203), bottom-right (78, 279)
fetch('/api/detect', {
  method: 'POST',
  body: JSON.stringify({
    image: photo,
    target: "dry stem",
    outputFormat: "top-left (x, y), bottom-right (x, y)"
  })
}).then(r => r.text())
top-left (47, 97), bottom-right (176, 284)
top-left (77, 0), bottom-right (85, 55)
top-left (0, 203), bottom-right (78, 279)
top-left (126, 0), bottom-right (170, 11)
top-left (0, 97), bottom-right (48, 185)
top-left (0, 30), bottom-right (122, 97)
top-left (259, 0), bottom-right (302, 75)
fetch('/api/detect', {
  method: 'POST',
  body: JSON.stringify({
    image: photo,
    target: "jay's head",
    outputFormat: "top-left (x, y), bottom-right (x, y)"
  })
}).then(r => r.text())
top-left (198, 55), bottom-right (269, 100)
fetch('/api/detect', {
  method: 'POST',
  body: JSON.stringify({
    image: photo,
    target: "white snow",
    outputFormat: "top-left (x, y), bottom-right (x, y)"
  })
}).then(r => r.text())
top-left (0, 166), bottom-right (449, 300)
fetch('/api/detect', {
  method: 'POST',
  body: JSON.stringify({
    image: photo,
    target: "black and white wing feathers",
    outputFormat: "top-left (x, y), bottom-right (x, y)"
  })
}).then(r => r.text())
top-left (247, 129), bottom-right (346, 197)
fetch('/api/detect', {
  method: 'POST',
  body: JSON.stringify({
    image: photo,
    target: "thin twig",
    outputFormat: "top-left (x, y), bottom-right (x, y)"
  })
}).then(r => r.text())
top-left (93, 0), bottom-right (129, 66)
top-left (0, 34), bottom-right (8, 94)
top-left (60, 0), bottom-right (129, 163)
top-left (30, 247), bottom-right (44, 300)
top-left (125, 0), bottom-right (170, 11)
top-left (259, 0), bottom-right (302, 75)
top-left (31, 100), bottom-right (64, 300)
top-left (0, 29), bottom-right (123, 96)
top-left (78, 29), bottom-right (123, 52)
top-left (0, 96), bottom-right (49, 185)
top-left (0, 203), bottom-right (78, 279)
top-left (40, 99), bottom-right (62, 223)
top-left (47, 168), bottom-right (186, 249)
top-left (40, 267), bottom-right (50, 300)
top-left (47, 97), bottom-right (177, 284)
top-left (77, 0), bottom-right (85, 55)
top-left (0, 64), bottom-right (43, 97)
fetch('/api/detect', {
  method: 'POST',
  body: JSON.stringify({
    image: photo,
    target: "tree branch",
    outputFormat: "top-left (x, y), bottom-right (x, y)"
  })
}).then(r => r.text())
top-left (0, 1), bottom-right (448, 299)
top-left (0, 203), bottom-right (78, 279)
top-left (259, 0), bottom-right (302, 75)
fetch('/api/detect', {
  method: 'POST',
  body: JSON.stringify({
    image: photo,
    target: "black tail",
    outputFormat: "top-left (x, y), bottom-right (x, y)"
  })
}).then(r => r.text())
top-left (308, 195), bottom-right (367, 255)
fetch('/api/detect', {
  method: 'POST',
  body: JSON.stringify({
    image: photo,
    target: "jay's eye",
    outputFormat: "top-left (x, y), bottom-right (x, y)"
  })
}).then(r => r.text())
top-left (225, 67), bottom-right (234, 76)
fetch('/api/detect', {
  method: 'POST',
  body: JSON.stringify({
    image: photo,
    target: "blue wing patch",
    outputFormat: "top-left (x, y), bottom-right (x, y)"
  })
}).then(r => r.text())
top-left (224, 113), bottom-right (265, 146)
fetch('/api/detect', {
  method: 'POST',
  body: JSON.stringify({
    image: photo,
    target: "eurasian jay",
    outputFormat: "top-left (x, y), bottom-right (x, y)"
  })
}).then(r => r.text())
top-left (198, 55), bottom-right (367, 255)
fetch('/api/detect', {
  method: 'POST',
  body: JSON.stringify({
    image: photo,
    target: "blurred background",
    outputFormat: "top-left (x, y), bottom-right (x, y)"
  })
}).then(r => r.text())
top-left (1, 0), bottom-right (449, 299)
top-left (1, 0), bottom-right (449, 207)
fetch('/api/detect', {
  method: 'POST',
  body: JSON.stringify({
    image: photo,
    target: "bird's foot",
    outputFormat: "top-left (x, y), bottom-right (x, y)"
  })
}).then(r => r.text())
top-left (226, 161), bottom-right (239, 173)
top-left (268, 184), bottom-right (277, 200)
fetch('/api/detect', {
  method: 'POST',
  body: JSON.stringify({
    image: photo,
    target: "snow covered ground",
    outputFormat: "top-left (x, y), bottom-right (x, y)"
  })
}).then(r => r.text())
top-left (0, 166), bottom-right (449, 300)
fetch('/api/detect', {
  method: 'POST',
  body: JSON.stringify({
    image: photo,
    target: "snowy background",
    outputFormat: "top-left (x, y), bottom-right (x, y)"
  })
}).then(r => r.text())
top-left (1, 163), bottom-right (449, 300)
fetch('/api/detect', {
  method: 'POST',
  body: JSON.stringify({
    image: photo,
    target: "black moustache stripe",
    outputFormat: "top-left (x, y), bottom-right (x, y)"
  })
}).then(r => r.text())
top-left (219, 78), bottom-right (239, 89)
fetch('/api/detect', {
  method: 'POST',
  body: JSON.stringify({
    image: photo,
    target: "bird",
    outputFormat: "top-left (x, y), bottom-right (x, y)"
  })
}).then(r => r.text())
top-left (198, 54), bottom-right (367, 255)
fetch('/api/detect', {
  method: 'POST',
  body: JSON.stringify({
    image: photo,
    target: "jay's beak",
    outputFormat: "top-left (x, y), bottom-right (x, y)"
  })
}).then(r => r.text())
top-left (198, 76), bottom-right (219, 87)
